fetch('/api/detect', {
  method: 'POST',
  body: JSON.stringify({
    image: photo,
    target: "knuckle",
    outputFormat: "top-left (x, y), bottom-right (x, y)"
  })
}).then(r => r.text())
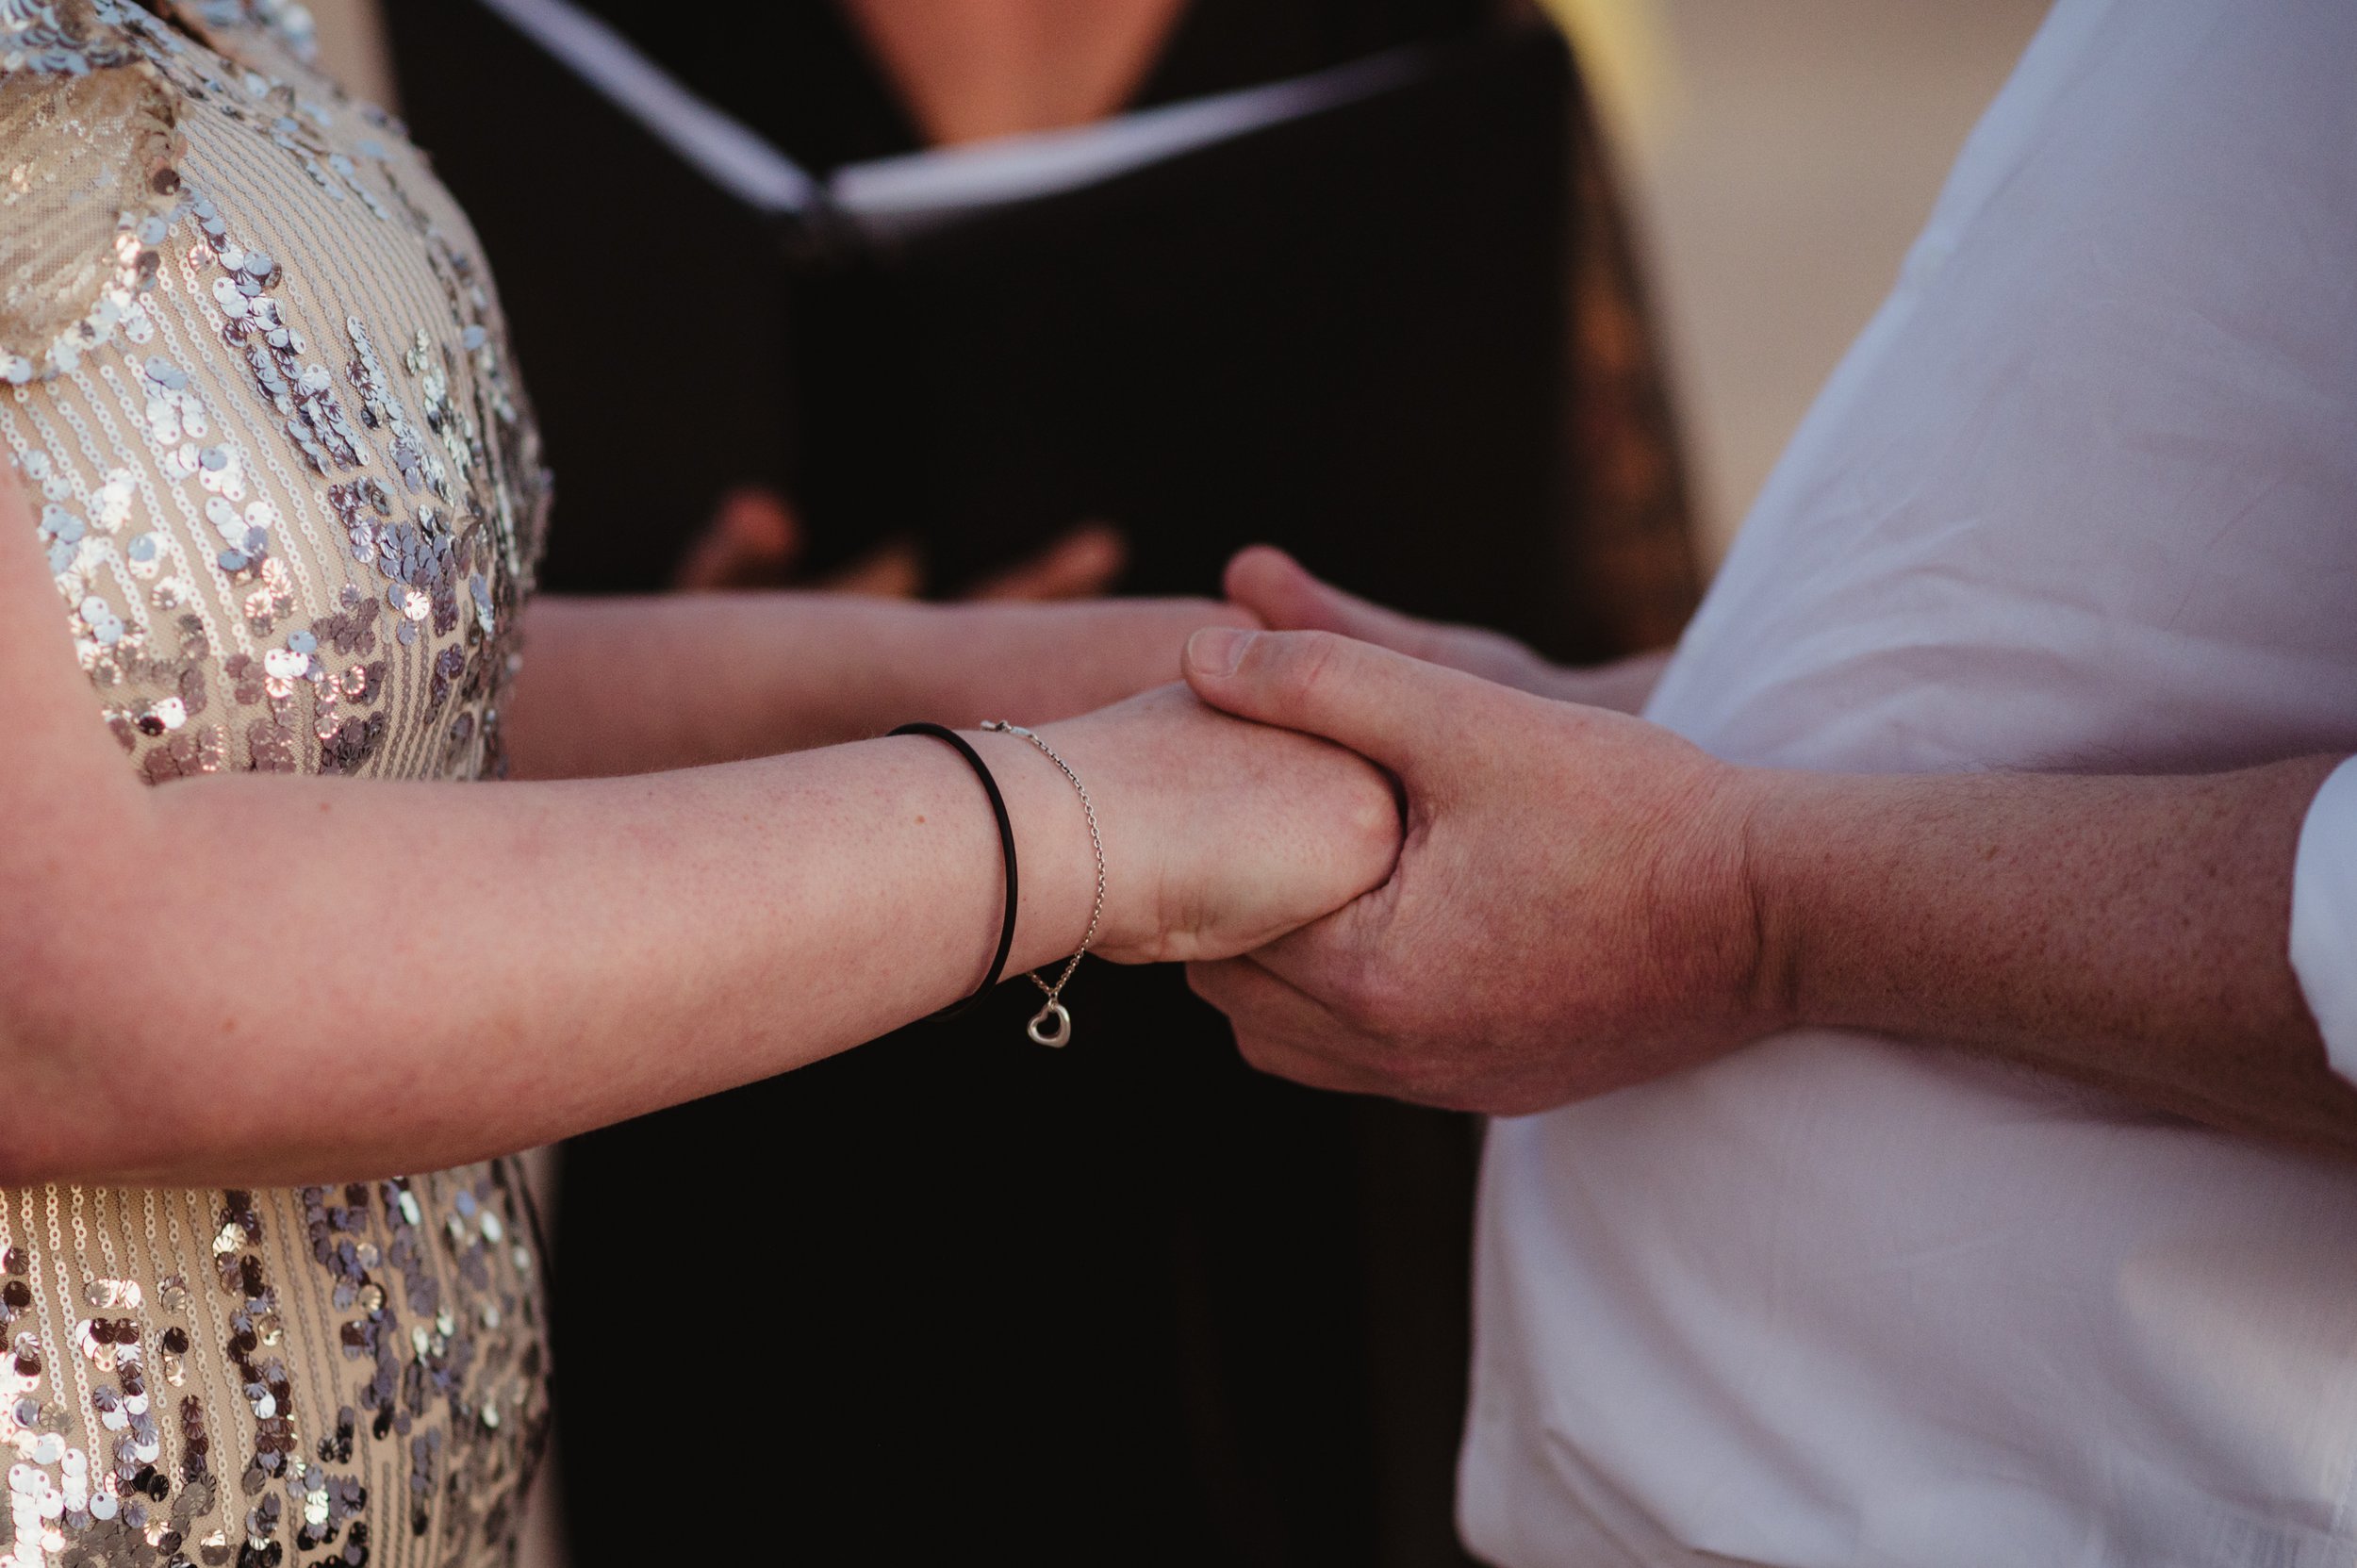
top-left (1276, 631), bottom-right (1352, 705)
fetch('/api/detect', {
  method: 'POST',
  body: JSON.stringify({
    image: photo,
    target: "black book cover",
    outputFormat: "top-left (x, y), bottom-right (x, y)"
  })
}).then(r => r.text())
top-left (391, 2), bottom-right (1574, 655)
top-left (385, 12), bottom-right (1556, 1563)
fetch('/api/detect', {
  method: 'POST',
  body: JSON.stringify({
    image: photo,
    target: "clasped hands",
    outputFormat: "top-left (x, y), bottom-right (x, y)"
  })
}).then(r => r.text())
top-left (1049, 547), bottom-right (1782, 1117)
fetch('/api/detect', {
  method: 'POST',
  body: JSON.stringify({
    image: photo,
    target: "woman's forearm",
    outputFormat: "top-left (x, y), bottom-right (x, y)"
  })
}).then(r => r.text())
top-left (504, 593), bottom-right (1248, 778)
top-left (0, 492), bottom-right (1395, 1190)
top-left (7, 729), bottom-right (1104, 1187)
top-left (3, 676), bottom-right (1398, 1187)
top-left (1749, 752), bottom-right (2357, 1150)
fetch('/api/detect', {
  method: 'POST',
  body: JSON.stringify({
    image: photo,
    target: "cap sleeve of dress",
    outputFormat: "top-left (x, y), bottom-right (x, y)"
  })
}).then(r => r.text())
top-left (0, 0), bottom-right (187, 385)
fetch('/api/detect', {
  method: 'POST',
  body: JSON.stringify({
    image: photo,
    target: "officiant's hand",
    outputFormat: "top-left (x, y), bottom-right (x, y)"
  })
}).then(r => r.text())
top-left (678, 486), bottom-right (1133, 598)
top-left (1178, 628), bottom-right (1778, 1114)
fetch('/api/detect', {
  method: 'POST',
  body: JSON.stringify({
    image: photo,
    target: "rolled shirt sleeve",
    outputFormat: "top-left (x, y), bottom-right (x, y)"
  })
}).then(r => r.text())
top-left (2292, 756), bottom-right (2357, 1084)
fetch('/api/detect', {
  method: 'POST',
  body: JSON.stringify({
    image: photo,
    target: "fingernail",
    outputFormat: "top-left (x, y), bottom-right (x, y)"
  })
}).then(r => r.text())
top-left (1187, 626), bottom-right (1252, 677)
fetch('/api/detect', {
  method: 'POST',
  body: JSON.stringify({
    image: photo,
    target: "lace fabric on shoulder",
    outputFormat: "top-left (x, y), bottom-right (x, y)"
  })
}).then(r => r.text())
top-left (0, 1), bottom-right (188, 385)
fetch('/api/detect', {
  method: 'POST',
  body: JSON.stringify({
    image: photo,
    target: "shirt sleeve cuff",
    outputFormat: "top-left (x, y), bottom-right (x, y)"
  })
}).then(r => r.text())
top-left (2291, 756), bottom-right (2357, 1085)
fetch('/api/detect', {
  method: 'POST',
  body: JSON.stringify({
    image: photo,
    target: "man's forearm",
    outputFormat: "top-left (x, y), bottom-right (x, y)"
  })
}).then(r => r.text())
top-left (1746, 753), bottom-right (2357, 1152)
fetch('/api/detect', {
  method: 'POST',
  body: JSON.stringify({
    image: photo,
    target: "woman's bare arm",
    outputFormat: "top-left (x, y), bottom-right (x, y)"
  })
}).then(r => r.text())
top-left (0, 481), bottom-right (1397, 1188)
top-left (502, 592), bottom-right (1254, 778)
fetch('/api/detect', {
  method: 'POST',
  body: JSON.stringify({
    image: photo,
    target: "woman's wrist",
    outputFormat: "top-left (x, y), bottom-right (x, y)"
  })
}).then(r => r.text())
top-left (965, 723), bottom-right (1105, 974)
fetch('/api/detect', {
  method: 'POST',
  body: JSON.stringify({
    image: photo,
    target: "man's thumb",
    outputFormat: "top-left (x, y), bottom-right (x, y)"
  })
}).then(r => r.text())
top-left (1184, 626), bottom-right (1458, 770)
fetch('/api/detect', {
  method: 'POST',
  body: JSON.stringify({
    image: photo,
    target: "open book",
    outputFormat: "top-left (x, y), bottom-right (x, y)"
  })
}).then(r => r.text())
top-left (473, 0), bottom-right (1427, 242)
top-left (395, 0), bottom-right (1581, 655)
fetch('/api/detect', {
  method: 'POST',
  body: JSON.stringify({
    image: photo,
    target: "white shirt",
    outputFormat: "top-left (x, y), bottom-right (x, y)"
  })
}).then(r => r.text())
top-left (1460, 3), bottom-right (2357, 1566)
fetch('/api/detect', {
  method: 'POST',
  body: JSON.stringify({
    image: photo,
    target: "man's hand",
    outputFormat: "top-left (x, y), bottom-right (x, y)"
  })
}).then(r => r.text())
top-left (1178, 626), bottom-right (1779, 1114)
top-left (1180, 625), bottom-right (2357, 1152)
top-left (1224, 546), bottom-right (1673, 716)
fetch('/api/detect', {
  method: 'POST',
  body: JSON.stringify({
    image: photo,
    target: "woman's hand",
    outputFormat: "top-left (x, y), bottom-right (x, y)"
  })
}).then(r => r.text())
top-left (995, 685), bottom-right (1401, 966)
top-left (1224, 546), bottom-right (1572, 697)
top-left (1223, 546), bottom-right (1673, 716)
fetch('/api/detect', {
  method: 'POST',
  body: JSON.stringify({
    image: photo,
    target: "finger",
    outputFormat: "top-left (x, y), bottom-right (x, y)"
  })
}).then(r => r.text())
top-left (967, 522), bottom-right (1128, 602)
top-left (1232, 1033), bottom-right (1383, 1097)
top-left (1180, 625), bottom-right (1485, 774)
top-left (1227, 916), bottom-right (1381, 1024)
top-left (672, 486), bottom-right (803, 589)
top-left (1186, 958), bottom-right (1392, 1095)
top-left (1224, 545), bottom-right (1446, 658)
top-left (823, 538), bottom-right (926, 599)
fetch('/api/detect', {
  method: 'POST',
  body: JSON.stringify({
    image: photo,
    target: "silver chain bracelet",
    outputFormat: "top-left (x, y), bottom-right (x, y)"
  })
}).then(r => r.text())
top-left (981, 721), bottom-right (1105, 1048)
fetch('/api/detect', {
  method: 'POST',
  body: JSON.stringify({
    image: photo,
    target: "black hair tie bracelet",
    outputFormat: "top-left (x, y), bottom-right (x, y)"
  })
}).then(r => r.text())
top-left (890, 723), bottom-right (1018, 1018)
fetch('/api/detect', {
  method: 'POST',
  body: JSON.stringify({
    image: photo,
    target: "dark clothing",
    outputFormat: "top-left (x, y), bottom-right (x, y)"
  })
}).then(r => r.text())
top-left (387, 5), bottom-right (1692, 1561)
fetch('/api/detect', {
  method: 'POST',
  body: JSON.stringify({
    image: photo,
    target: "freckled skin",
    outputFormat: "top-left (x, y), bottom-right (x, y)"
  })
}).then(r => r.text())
top-left (1191, 552), bottom-right (2357, 1155)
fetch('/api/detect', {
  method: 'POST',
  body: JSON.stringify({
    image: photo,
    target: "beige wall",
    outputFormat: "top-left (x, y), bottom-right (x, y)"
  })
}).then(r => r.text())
top-left (1621, 0), bottom-right (2051, 562)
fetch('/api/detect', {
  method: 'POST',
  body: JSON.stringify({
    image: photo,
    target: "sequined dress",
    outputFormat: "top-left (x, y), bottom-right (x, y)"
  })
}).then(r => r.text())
top-left (0, 4), bottom-right (552, 1564)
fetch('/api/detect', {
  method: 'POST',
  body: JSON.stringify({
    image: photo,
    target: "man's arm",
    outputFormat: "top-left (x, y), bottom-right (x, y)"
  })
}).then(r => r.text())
top-left (1749, 756), bottom-right (2357, 1150)
top-left (1178, 626), bottom-right (2357, 1155)
top-left (503, 592), bottom-right (1249, 778)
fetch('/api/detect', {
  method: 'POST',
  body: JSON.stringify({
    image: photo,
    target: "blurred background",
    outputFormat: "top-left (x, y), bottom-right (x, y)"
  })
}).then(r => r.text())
top-left (301, 2), bottom-right (2048, 1563)
top-left (313, 0), bottom-right (2050, 565)
top-left (1613, 0), bottom-right (2049, 564)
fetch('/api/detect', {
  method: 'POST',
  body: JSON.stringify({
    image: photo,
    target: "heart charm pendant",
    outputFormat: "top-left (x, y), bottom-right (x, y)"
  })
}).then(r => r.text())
top-left (1027, 1000), bottom-right (1072, 1048)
